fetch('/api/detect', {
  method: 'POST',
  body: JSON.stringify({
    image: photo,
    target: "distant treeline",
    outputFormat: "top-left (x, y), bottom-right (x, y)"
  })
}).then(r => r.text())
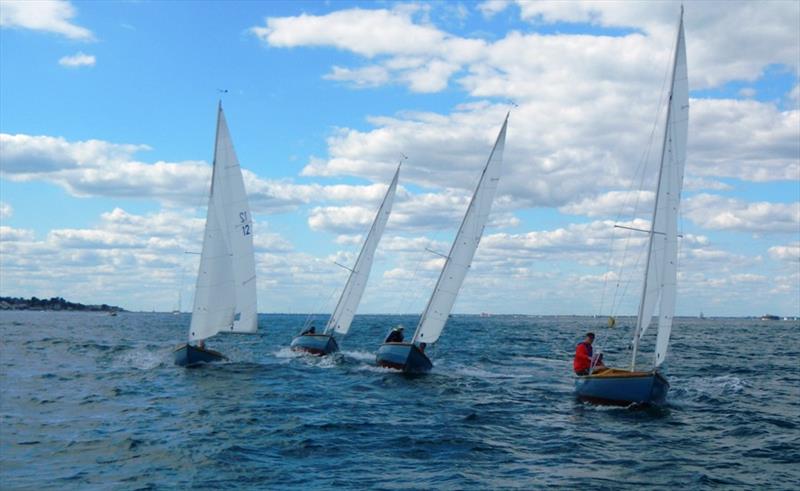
top-left (0, 296), bottom-right (125, 312)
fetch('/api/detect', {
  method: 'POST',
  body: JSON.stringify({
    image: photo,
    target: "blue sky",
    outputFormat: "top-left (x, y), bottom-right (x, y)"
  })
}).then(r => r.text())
top-left (1, 0), bottom-right (798, 317)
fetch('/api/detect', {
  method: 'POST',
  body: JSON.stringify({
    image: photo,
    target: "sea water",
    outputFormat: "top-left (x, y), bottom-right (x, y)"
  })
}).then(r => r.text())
top-left (1, 311), bottom-right (798, 489)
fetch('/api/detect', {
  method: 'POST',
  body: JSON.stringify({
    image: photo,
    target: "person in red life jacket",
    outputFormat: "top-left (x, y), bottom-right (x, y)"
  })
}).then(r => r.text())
top-left (574, 332), bottom-right (604, 375)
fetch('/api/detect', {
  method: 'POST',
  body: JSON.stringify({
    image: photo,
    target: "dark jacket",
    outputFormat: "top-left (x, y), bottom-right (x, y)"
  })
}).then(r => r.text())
top-left (385, 330), bottom-right (404, 343)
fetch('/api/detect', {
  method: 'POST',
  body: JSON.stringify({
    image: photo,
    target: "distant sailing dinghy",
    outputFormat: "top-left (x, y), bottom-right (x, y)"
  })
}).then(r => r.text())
top-left (576, 9), bottom-right (688, 406)
top-left (174, 103), bottom-right (258, 367)
top-left (290, 165), bottom-right (400, 356)
top-left (376, 114), bottom-right (508, 374)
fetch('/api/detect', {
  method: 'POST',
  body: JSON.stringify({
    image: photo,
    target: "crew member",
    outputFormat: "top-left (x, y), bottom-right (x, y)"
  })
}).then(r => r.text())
top-left (574, 332), bottom-right (604, 375)
top-left (384, 325), bottom-right (404, 343)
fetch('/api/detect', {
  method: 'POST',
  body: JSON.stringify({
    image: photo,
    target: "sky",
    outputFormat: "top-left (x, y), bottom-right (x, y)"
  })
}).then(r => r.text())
top-left (0, 0), bottom-right (798, 317)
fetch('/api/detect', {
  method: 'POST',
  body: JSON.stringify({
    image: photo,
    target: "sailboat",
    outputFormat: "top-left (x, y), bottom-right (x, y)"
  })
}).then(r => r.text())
top-left (172, 291), bottom-right (182, 315)
top-left (376, 114), bottom-right (508, 374)
top-left (575, 8), bottom-right (688, 406)
top-left (290, 165), bottom-right (400, 356)
top-left (174, 103), bottom-right (258, 367)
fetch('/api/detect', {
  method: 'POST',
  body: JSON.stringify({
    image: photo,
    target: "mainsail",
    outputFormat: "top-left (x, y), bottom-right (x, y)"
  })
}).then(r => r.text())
top-left (325, 165), bottom-right (400, 335)
top-left (412, 114), bottom-right (508, 345)
top-left (632, 10), bottom-right (688, 368)
top-left (189, 104), bottom-right (258, 341)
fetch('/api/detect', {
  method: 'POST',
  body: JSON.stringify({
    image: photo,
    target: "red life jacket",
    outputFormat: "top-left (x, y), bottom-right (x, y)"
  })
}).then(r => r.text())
top-left (573, 342), bottom-right (593, 373)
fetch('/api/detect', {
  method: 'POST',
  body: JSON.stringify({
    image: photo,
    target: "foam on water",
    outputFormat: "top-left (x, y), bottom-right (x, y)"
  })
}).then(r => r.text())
top-left (111, 348), bottom-right (168, 370)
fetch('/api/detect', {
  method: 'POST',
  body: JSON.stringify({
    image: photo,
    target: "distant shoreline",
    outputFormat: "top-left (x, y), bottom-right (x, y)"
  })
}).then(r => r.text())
top-left (0, 296), bottom-right (126, 312)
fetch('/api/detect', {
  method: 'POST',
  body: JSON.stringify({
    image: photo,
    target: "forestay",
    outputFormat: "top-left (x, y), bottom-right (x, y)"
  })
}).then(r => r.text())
top-left (413, 115), bottom-right (508, 345)
top-left (631, 11), bottom-right (688, 368)
top-left (326, 165), bottom-right (400, 335)
top-left (189, 105), bottom-right (257, 341)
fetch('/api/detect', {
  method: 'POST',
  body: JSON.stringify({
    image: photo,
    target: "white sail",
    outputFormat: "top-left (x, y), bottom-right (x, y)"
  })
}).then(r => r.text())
top-left (325, 165), bottom-right (400, 335)
top-left (631, 11), bottom-right (688, 367)
top-left (413, 115), bottom-right (508, 345)
top-left (189, 105), bottom-right (257, 341)
top-left (654, 12), bottom-right (688, 368)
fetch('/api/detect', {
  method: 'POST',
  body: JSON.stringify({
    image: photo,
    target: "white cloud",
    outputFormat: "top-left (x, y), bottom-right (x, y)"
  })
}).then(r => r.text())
top-left (0, 0), bottom-right (93, 40)
top-left (0, 207), bottom-right (308, 310)
top-left (0, 133), bottom-right (405, 214)
top-left (477, 0), bottom-right (513, 18)
top-left (738, 87), bottom-right (756, 98)
top-left (58, 51), bottom-right (95, 68)
top-left (307, 186), bottom-right (519, 235)
top-left (324, 65), bottom-right (390, 88)
top-left (768, 243), bottom-right (800, 263)
top-left (253, 3), bottom-right (799, 95)
top-left (484, 1), bottom-right (799, 88)
top-left (250, 7), bottom-right (485, 94)
top-left (308, 205), bottom-right (375, 234)
top-left (685, 194), bottom-right (800, 234)
top-left (0, 225), bottom-right (34, 242)
top-left (0, 202), bottom-right (11, 219)
top-left (689, 99), bottom-right (800, 182)
top-left (558, 190), bottom-right (654, 218)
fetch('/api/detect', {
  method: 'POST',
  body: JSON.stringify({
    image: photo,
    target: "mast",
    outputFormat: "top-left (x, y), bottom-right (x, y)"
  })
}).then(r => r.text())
top-left (631, 8), bottom-right (684, 371)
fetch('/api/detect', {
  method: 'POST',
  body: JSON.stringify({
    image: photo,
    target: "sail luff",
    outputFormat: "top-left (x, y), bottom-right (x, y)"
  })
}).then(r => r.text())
top-left (412, 114), bottom-right (508, 345)
top-left (325, 165), bottom-right (400, 335)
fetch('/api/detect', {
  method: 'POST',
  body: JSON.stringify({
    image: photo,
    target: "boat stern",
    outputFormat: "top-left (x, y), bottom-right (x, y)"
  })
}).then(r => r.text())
top-left (376, 342), bottom-right (433, 374)
top-left (575, 368), bottom-right (670, 406)
top-left (290, 334), bottom-right (340, 356)
top-left (174, 343), bottom-right (227, 367)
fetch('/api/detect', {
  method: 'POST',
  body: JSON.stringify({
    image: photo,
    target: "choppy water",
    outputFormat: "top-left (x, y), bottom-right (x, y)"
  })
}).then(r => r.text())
top-left (1, 311), bottom-right (799, 489)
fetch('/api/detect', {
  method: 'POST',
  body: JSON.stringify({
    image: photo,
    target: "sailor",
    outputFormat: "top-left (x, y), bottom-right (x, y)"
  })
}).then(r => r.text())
top-left (573, 332), bottom-right (604, 375)
top-left (300, 324), bottom-right (316, 336)
top-left (384, 325), bottom-right (404, 343)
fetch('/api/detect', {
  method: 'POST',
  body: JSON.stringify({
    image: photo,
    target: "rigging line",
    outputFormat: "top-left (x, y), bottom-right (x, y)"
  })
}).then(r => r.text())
top-left (396, 237), bottom-right (434, 316)
top-left (606, 50), bottom-right (673, 319)
top-left (301, 285), bottom-right (340, 332)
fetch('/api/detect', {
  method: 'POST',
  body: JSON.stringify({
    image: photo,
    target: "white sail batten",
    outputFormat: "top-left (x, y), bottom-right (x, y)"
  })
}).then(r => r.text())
top-left (189, 105), bottom-right (257, 341)
top-left (654, 13), bottom-right (688, 368)
top-left (326, 165), bottom-right (400, 335)
top-left (413, 115), bottom-right (508, 345)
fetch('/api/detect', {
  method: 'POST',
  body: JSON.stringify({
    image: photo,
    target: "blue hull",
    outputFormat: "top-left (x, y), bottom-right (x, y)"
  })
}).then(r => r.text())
top-left (376, 343), bottom-right (433, 374)
top-left (174, 343), bottom-right (227, 367)
top-left (575, 369), bottom-right (669, 406)
top-left (290, 334), bottom-right (340, 356)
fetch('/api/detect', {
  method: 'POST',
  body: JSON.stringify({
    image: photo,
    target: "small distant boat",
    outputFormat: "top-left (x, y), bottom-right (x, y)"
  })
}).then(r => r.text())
top-left (290, 165), bottom-right (400, 356)
top-left (760, 314), bottom-right (780, 321)
top-left (480, 312), bottom-right (491, 318)
top-left (172, 291), bottom-right (182, 315)
top-left (576, 8), bottom-right (688, 407)
top-left (108, 310), bottom-right (118, 317)
top-left (376, 113), bottom-right (508, 374)
top-left (174, 103), bottom-right (258, 367)
top-left (699, 311), bottom-right (705, 319)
